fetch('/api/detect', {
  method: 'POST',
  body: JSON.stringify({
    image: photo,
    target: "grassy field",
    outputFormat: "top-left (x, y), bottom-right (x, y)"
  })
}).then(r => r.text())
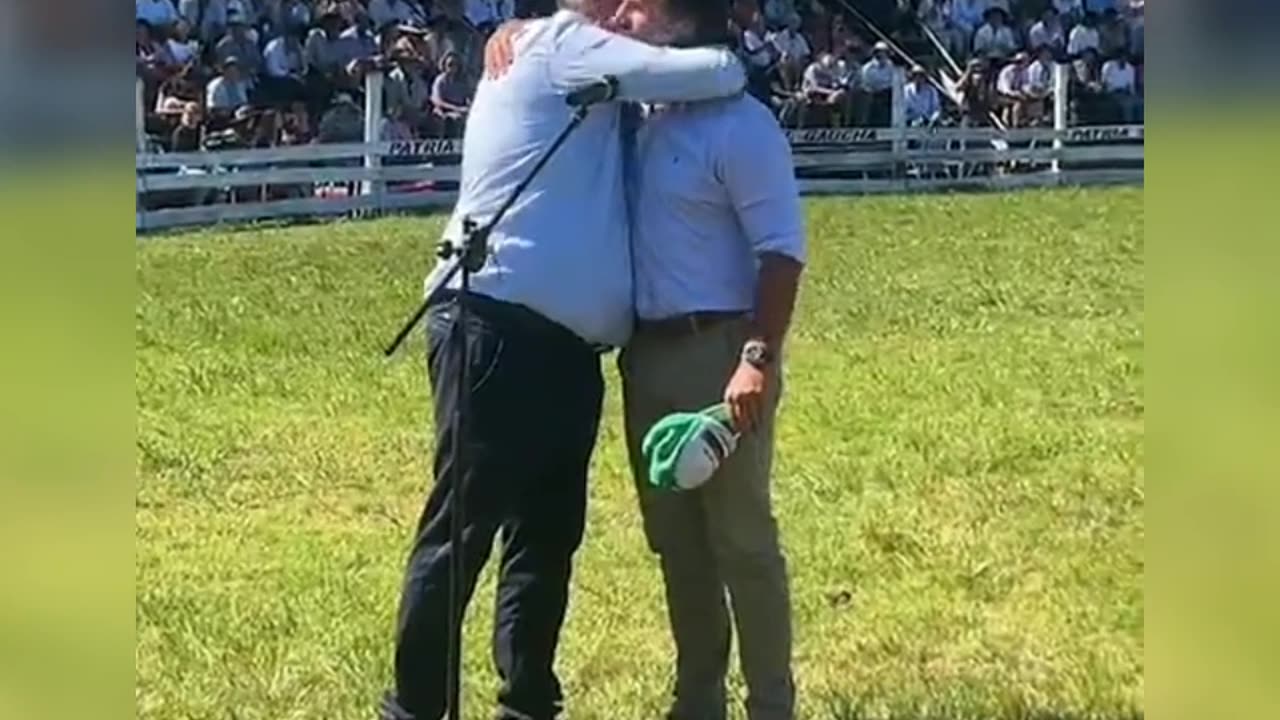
top-left (136, 188), bottom-right (1144, 720)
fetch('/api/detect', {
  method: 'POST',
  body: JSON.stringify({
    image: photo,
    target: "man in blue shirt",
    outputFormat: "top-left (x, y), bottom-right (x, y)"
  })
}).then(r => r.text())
top-left (611, 1), bottom-right (806, 718)
top-left (382, 3), bottom-right (747, 720)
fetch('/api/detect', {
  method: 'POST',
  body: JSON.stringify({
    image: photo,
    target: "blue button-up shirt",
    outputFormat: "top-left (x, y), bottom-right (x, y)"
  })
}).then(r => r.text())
top-left (631, 95), bottom-right (806, 321)
top-left (430, 10), bottom-right (746, 348)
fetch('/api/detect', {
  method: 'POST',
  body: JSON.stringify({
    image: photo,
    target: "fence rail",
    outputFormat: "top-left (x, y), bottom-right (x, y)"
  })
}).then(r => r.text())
top-left (136, 67), bottom-right (1142, 233)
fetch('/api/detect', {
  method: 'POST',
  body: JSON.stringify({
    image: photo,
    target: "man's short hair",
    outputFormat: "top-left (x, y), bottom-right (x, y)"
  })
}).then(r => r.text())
top-left (666, 0), bottom-right (731, 47)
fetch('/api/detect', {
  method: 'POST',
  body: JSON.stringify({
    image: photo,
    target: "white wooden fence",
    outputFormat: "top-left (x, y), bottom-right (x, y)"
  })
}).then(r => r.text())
top-left (136, 66), bottom-right (1143, 232)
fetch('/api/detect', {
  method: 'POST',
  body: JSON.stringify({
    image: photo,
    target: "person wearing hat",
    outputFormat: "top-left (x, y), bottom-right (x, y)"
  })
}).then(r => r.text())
top-left (215, 12), bottom-right (264, 78)
top-left (859, 40), bottom-right (895, 126)
top-left (205, 55), bottom-right (252, 117)
top-left (261, 24), bottom-right (310, 106)
top-left (385, 36), bottom-right (434, 131)
top-left (995, 50), bottom-right (1033, 126)
top-left (380, 2), bottom-right (749, 719)
top-left (606, 2), bottom-right (806, 718)
top-left (903, 64), bottom-right (941, 126)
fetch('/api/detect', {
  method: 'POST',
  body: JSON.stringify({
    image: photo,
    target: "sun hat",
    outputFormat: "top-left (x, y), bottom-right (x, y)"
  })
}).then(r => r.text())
top-left (642, 404), bottom-right (740, 492)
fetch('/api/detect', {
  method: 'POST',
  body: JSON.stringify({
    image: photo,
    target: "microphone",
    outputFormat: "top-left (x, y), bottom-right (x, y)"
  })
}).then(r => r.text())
top-left (566, 76), bottom-right (620, 108)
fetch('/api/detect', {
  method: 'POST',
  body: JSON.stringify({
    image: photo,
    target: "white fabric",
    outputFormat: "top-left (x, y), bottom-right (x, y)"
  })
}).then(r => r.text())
top-left (973, 23), bottom-right (1018, 58)
top-left (431, 10), bottom-right (746, 347)
top-left (631, 96), bottom-right (806, 321)
top-left (1101, 59), bottom-right (1135, 92)
top-left (263, 37), bottom-right (303, 78)
top-left (205, 76), bottom-right (249, 109)
top-left (1068, 25), bottom-right (1100, 56)
top-left (996, 63), bottom-right (1026, 95)
top-left (1028, 20), bottom-right (1065, 50)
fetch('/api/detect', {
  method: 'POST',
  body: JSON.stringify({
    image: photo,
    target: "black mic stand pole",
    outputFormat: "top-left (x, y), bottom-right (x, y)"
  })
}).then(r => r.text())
top-left (383, 96), bottom-right (602, 720)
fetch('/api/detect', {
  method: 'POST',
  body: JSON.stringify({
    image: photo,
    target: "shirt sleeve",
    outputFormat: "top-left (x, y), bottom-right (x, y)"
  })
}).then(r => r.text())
top-left (716, 105), bottom-right (806, 264)
top-left (549, 20), bottom-right (745, 103)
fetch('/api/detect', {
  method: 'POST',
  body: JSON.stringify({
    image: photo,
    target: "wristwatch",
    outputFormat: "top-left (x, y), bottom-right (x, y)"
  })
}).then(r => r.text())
top-left (741, 340), bottom-right (773, 369)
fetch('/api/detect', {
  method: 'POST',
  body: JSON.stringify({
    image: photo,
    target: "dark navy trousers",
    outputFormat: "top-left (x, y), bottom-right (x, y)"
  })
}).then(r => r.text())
top-left (383, 291), bottom-right (604, 720)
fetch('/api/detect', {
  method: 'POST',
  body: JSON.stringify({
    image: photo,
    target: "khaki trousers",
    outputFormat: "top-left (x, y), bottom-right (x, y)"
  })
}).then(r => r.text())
top-left (619, 318), bottom-right (794, 720)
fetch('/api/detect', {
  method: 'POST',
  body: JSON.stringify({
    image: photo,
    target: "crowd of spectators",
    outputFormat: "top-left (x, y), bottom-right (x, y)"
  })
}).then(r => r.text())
top-left (137, 0), bottom-right (1144, 155)
top-left (729, 0), bottom-right (1144, 129)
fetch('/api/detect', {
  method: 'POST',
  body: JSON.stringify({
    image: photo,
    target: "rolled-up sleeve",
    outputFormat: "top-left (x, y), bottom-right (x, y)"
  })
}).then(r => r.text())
top-left (717, 109), bottom-right (806, 264)
top-left (549, 22), bottom-right (745, 103)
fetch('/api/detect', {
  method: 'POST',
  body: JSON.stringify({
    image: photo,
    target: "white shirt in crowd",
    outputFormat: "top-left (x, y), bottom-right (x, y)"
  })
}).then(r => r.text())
top-left (996, 62), bottom-right (1027, 96)
top-left (632, 96), bottom-right (805, 320)
top-left (903, 80), bottom-right (941, 124)
top-left (465, 0), bottom-right (515, 28)
top-left (368, 0), bottom-right (428, 29)
top-left (206, 75), bottom-right (250, 109)
top-left (801, 61), bottom-right (841, 94)
top-left (860, 57), bottom-right (896, 93)
top-left (1101, 59), bottom-right (1135, 92)
top-left (1028, 20), bottom-right (1065, 51)
top-left (167, 37), bottom-right (198, 65)
top-left (1054, 0), bottom-right (1084, 17)
top-left (766, 27), bottom-right (811, 63)
top-left (431, 10), bottom-right (745, 347)
top-left (973, 22), bottom-right (1018, 58)
top-left (1068, 24), bottom-right (1100, 56)
top-left (137, 0), bottom-right (178, 26)
top-left (1026, 58), bottom-right (1054, 95)
top-left (741, 28), bottom-right (776, 69)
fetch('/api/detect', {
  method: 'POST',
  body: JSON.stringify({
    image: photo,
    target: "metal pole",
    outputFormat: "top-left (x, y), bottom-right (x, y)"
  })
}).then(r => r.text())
top-left (363, 70), bottom-right (385, 207)
top-left (136, 76), bottom-right (147, 153)
top-left (891, 66), bottom-right (906, 176)
top-left (1052, 62), bottom-right (1069, 175)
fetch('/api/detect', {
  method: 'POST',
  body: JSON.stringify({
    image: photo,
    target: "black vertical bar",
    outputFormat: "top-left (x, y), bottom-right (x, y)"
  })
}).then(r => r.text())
top-left (446, 257), bottom-right (470, 720)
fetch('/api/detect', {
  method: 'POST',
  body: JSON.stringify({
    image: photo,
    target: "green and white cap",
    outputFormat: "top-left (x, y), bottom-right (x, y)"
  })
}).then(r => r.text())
top-left (641, 404), bottom-right (739, 492)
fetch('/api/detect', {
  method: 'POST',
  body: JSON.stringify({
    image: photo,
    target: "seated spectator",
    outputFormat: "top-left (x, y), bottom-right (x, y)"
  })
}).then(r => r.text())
top-left (766, 15), bottom-right (812, 71)
top-left (1127, 2), bottom-right (1144, 59)
top-left (1101, 53), bottom-right (1141, 122)
top-left (215, 14), bottom-right (263, 82)
top-left (465, 0), bottom-right (516, 36)
top-left (170, 102), bottom-right (205, 152)
top-left (137, 0), bottom-right (179, 31)
top-left (1024, 45), bottom-right (1056, 125)
top-left (1070, 47), bottom-right (1105, 123)
top-left (262, 28), bottom-right (309, 107)
top-left (280, 102), bottom-right (313, 145)
top-left (739, 9), bottom-right (780, 102)
top-left (767, 50), bottom-right (805, 127)
top-left (950, 0), bottom-right (987, 56)
top-left (973, 7), bottom-right (1018, 61)
top-left (137, 20), bottom-right (181, 111)
top-left (155, 71), bottom-right (202, 115)
top-left (1053, 0), bottom-right (1084, 26)
top-left (369, 0), bottom-right (429, 30)
top-left (860, 41), bottom-right (896, 126)
top-left (1068, 12), bottom-right (1101, 57)
top-left (1098, 8), bottom-right (1129, 58)
top-left (761, 0), bottom-right (797, 30)
top-left (801, 53), bottom-right (851, 127)
top-left (318, 92), bottom-right (365, 143)
top-left (996, 51), bottom-right (1033, 126)
top-left (1028, 7), bottom-right (1066, 56)
top-left (917, 0), bottom-right (965, 62)
top-left (206, 56), bottom-right (252, 119)
top-left (166, 19), bottom-right (200, 67)
top-left (386, 38), bottom-right (434, 133)
top-left (957, 57), bottom-right (997, 126)
top-left (307, 8), bottom-right (353, 84)
top-left (431, 51), bottom-right (472, 137)
top-left (903, 65), bottom-right (942, 126)
top-left (381, 102), bottom-right (417, 141)
top-left (276, 0), bottom-right (315, 37)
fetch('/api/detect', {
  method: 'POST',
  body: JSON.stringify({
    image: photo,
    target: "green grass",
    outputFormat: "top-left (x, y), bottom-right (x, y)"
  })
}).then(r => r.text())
top-left (136, 188), bottom-right (1144, 720)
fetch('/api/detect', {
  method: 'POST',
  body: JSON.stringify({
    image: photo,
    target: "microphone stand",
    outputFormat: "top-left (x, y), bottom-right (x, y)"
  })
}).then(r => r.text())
top-left (383, 96), bottom-right (603, 720)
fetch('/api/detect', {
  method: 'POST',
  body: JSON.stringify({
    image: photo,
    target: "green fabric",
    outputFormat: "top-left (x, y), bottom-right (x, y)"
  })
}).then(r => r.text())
top-left (641, 403), bottom-right (734, 491)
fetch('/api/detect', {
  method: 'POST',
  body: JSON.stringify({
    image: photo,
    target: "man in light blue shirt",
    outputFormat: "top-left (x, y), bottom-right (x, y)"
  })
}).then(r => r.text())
top-left (383, 3), bottom-right (747, 720)
top-left (610, 1), bottom-right (806, 719)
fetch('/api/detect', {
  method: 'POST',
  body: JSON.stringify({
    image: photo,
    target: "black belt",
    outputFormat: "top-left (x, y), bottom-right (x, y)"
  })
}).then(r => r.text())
top-left (432, 290), bottom-right (610, 355)
top-left (634, 311), bottom-right (746, 339)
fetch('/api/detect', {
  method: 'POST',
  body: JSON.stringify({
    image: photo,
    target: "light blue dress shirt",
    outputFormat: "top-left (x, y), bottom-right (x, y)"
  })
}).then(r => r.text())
top-left (430, 10), bottom-right (746, 348)
top-left (631, 95), bottom-right (806, 321)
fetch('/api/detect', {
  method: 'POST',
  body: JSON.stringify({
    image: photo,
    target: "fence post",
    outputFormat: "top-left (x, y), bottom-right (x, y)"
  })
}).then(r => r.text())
top-left (891, 66), bottom-right (906, 171)
top-left (1052, 62), bottom-right (1069, 174)
top-left (136, 76), bottom-right (147, 153)
top-left (363, 69), bottom-right (385, 208)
